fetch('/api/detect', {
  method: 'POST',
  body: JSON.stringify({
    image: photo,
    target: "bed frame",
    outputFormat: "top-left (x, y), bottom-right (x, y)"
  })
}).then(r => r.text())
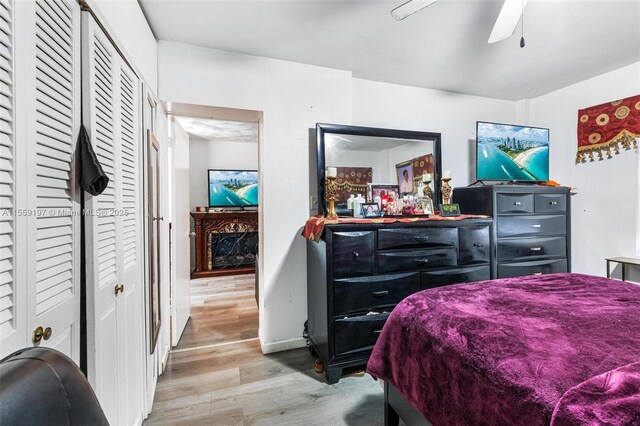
top-left (384, 382), bottom-right (430, 426)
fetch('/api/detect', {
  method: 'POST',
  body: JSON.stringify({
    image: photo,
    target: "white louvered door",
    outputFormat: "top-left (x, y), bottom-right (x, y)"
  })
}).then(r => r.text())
top-left (117, 59), bottom-right (144, 425)
top-left (0, 0), bottom-right (81, 360)
top-left (82, 11), bottom-right (144, 425)
top-left (0, 0), bottom-right (18, 357)
top-left (25, 0), bottom-right (81, 359)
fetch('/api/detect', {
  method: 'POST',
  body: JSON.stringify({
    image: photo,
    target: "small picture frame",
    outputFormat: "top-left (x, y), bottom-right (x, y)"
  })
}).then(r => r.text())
top-left (361, 203), bottom-right (381, 218)
top-left (396, 162), bottom-right (414, 194)
top-left (368, 184), bottom-right (399, 202)
top-left (422, 198), bottom-right (434, 216)
top-left (439, 203), bottom-right (461, 217)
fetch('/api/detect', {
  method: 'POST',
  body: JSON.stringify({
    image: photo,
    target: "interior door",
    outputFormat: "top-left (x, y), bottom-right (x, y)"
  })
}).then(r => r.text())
top-left (0, 0), bottom-right (19, 358)
top-left (1, 0), bottom-right (82, 361)
top-left (171, 118), bottom-right (191, 346)
top-left (117, 57), bottom-right (144, 426)
top-left (82, 12), bottom-right (144, 425)
top-left (24, 0), bottom-right (81, 358)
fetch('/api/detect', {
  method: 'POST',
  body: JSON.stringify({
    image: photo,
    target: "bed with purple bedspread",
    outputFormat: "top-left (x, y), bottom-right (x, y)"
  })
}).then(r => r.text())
top-left (367, 273), bottom-right (640, 425)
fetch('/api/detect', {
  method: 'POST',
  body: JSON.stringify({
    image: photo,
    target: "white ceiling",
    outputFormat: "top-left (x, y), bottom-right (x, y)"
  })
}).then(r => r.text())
top-left (139, 0), bottom-right (640, 100)
top-left (176, 116), bottom-right (258, 143)
top-left (327, 134), bottom-right (429, 151)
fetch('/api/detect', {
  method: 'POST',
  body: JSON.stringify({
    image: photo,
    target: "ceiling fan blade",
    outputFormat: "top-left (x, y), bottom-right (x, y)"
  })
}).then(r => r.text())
top-left (488, 0), bottom-right (529, 43)
top-left (391, 0), bottom-right (440, 21)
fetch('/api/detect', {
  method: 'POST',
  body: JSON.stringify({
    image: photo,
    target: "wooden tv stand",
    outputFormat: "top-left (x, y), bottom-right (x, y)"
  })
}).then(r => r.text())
top-left (191, 211), bottom-right (259, 279)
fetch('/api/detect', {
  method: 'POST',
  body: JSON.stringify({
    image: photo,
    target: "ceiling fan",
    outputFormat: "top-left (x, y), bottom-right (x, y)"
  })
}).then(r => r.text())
top-left (391, 0), bottom-right (529, 47)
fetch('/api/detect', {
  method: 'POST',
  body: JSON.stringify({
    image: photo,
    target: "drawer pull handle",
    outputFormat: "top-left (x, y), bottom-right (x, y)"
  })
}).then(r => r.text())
top-left (532, 272), bottom-right (543, 276)
top-left (550, 201), bottom-right (558, 205)
top-left (414, 259), bottom-right (430, 264)
top-left (372, 290), bottom-right (389, 297)
top-left (414, 236), bottom-right (430, 241)
top-left (373, 330), bottom-right (382, 337)
top-left (473, 242), bottom-right (483, 248)
top-left (530, 247), bottom-right (542, 251)
top-left (514, 201), bottom-right (522, 206)
top-left (531, 224), bottom-right (541, 228)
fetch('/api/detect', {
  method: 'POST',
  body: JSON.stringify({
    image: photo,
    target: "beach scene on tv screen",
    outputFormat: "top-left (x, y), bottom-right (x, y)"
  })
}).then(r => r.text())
top-left (477, 122), bottom-right (549, 181)
top-left (209, 170), bottom-right (258, 207)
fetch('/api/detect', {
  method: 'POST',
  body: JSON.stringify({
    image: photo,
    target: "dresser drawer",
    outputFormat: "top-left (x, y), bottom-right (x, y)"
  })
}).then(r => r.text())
top-left (497, 193), bottom-right (534, 214)
top-left (333, 272), bottom-right (420, 315)
top-left (332, 231), bottom-right (375, 277)
top-left (498, 258), bottom-right (568, 278)
top-left (535, 193), bottom-right (566, 213)
top-left (378, 227), bottom-right (457, 250)
top-left (334, 312), bottom-right (390, 356)
top-left (458, 226), bottom-right (490, 265)
top-left (497, 236), bottom-right (566, 262)
top-left (497, 215), bottom-right (566, 238)
top-left (421, 265), bottom-right (490, 290)
top-left (377, 248), bottom-right (457, 273)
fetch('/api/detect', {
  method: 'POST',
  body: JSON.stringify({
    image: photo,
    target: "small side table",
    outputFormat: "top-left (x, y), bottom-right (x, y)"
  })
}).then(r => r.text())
top-left (605, 257), bottom-right (640, 281)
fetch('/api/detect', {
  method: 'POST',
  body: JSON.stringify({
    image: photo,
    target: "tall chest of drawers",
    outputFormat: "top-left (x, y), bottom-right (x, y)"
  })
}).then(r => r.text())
top-left (306, 219), bottom-right (492, 384)
top-left (453, 185), bottom-right (571, 278)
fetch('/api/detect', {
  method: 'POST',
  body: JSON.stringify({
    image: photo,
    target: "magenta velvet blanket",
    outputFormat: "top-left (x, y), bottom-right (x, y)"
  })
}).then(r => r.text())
top-left (367, 273), bottom-right (640, 425)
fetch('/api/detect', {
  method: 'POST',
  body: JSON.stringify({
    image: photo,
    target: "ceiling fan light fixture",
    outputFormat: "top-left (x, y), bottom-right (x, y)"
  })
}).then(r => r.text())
top-left (488, 0), bottom-right (529, 44)
top-left (391, 0), bottom-right (439, 21)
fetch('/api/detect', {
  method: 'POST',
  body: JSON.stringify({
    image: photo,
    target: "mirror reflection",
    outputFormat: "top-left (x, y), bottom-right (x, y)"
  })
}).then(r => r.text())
top-left (317, 124), bottom-right (441, 217)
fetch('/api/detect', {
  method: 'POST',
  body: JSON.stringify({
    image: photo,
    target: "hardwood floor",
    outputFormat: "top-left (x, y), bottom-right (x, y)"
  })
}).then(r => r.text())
top-left (145, 274), bottom-right (387, 425)
top-left (174, 275), bottom-right (259, 350)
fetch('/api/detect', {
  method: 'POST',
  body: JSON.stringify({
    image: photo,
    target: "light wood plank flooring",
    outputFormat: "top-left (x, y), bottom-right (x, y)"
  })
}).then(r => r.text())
top-left (146, 275), bottom-right (386, 425)
top-left (174, 275), bottom-right (259, 350)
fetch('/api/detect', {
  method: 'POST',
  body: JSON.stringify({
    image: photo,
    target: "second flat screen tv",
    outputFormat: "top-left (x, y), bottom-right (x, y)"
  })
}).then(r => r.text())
top-left (208, 169), bottom-right (258, 208)
top-left (476, 121), bottom-right (549, 182)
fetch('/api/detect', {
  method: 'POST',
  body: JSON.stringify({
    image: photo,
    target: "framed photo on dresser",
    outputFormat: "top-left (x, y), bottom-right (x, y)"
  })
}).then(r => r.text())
top-left (367, 184), bottom-right (399, 203)
top-left (396, 162), bottom-right (414, 194)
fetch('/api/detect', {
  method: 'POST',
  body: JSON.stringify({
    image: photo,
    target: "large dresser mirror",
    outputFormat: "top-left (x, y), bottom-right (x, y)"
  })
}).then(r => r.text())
top-left (317, 123), bottom-right (442, 216)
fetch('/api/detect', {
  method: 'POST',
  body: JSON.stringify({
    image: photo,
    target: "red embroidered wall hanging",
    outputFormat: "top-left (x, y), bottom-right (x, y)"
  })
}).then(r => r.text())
top-left (334, 167), bottom-right (372, 203)
top-left (576, 94), bottom-right (640, 162)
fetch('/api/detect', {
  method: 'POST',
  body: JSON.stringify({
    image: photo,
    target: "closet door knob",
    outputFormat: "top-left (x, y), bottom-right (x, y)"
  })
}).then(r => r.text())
top-left (352, 252), bottom-right (359, 259)
top-left (114, 284), bottom-right (124, 295)
top-left (33, 326), bottom-right (44, 343)
top-left (43, 327), bottom-right (52, 340)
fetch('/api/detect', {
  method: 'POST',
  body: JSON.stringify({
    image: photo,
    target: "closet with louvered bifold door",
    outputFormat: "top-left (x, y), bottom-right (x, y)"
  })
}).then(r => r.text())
top-left (82, 11), bottom-right (145, 426)
top-left (0, 0), bottom-right (82, 360)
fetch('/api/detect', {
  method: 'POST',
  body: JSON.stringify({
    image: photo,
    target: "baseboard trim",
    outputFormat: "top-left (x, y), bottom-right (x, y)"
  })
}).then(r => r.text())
top-left (259, 332), bottom-right (306, 354)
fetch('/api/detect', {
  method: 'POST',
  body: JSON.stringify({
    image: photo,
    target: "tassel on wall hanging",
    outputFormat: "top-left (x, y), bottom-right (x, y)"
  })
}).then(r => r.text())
top-left (576, 94), bottom-right (640, 163)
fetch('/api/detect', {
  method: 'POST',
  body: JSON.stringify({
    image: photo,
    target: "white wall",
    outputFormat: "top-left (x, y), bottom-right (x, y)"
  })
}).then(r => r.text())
top-left (189, 137), bottom-right (259, 210)
top-left (352, 79), bottom-right (517, 186)
top-left (87, 0), bottom-right (158, 93)
top-left (159, 41), bottom-right (353, 350)
top-left (158, 41), bottom-right (523, 350)
top-left (528, 61), bottom-right (640, 279)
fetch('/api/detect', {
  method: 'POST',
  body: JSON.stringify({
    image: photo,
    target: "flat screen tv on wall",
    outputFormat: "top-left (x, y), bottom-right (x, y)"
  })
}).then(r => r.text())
top-left (476, 121), bottom-right (549, 182)
top-left (208, 169), bottom-right (258, 208)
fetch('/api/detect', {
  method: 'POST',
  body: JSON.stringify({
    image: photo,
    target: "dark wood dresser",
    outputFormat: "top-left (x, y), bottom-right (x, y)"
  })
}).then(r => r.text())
top-left (306, 218), bottom-right (492, 383)
top-left (453, 185), bottom-right (571, 278)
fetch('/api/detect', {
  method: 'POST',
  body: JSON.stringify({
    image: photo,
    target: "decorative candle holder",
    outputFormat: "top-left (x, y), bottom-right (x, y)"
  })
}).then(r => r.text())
top-left (441, 178), bottom-right (452, 205)
top-left (422, 177), bottom-right (433, 200)
top-left (325, 176), bottom-right (338, 219)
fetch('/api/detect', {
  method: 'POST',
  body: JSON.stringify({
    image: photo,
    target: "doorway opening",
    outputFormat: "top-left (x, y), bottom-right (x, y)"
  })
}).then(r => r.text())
top-left (165, 103), bottom-right (262, 352)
